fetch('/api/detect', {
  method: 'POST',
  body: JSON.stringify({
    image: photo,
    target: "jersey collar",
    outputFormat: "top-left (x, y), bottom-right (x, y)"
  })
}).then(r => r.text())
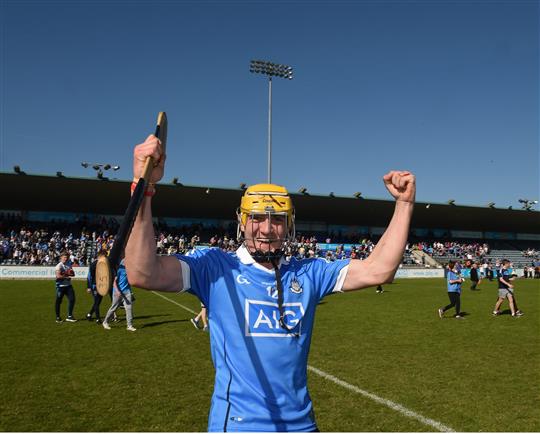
top-left (236, 245), bottom-right (289, 273)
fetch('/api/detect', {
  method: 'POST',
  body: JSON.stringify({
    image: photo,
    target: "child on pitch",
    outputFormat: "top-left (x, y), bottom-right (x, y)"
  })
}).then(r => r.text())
top-left (438, 261), bottom-right (465, 319)
top-left (102, 259), bottom-right (137, 331)
top-left (492, 259), bottom-right (524, 317)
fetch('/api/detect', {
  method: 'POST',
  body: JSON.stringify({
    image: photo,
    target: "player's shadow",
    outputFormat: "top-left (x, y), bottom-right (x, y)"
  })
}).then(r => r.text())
top-left (459, 311), bottom-right (470, 317)
top-left (499, 309), bottom-right (513, 316)
top-left (132, 313), bottom-right (170, 320)
top-left (142, 319), bottom-right (186, 328)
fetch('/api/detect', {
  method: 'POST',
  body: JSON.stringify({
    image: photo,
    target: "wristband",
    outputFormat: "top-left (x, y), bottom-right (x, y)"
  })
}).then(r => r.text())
top-left (131, 181), bottom-right (156, 197)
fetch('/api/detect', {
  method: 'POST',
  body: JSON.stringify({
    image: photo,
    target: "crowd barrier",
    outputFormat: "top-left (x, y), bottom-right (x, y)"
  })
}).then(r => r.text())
top-left (1, 265), bottom-right (445, 280)
top-left (0, 265), bottom-right (524, 280)
top-left (394, 268), bottom-right (444, 278)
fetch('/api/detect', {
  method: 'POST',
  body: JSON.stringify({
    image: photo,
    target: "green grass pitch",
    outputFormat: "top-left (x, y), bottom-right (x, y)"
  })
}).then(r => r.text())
top-left (0, 278), bottom-right (538, 431)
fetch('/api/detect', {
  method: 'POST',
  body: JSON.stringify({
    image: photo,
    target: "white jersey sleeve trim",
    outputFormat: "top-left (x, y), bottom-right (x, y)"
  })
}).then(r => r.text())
top-left (179, 259), bottom-right (191, 292)
top-left (332, 264), bottom-right (349, 293)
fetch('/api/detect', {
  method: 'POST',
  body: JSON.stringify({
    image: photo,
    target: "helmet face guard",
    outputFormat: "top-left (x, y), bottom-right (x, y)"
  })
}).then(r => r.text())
top-left (237, 184), bottom-right (295, 263)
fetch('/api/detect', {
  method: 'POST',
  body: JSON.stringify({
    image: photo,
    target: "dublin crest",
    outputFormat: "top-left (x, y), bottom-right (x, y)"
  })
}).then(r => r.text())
top-left (290, 278), bottom-right (303, 294)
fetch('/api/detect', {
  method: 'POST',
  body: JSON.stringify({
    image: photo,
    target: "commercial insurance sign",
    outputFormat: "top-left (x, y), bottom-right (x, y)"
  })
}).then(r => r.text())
top-left (0, 267), bottom-right (89, 279)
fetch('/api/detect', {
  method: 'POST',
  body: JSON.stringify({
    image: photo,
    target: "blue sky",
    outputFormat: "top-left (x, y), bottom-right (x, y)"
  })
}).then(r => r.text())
top-left (1, 0), bottom-right (538, 208)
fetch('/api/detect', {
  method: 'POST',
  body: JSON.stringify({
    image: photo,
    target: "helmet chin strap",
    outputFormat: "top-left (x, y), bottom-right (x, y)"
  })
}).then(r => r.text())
top-left (250, 247), bottom-right (285, 263)
top-left (242, 236), bottom-right (286, 263)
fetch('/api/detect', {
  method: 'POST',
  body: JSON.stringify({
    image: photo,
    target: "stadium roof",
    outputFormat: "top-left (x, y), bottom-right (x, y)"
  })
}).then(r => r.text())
top-left (2, 173), bottom-right (539, 234)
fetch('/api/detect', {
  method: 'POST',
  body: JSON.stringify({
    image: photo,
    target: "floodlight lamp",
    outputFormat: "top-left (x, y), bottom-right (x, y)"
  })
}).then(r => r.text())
top-left (447, 199), bottom-right (456, 205)
top-left (426, 204), bottom-right (431, 209)
top-left (112, 165), bottom-right (120, 171)
top-left (487, 202), bottom-right (496, 208)
top-left (298, 187), bottom-right (308, 194)
top-left (353, 192), bottom-right (362, 199)
top-left (81, 162), bottom-right (89, 168)
top-left (250, 59), bottom-right (293, 80)
top-left (205, 188), bottom-right (210, 194)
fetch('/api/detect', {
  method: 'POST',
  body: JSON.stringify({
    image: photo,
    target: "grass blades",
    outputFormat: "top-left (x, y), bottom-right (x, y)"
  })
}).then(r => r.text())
top-left (0, 278), bottom-right (538, 431)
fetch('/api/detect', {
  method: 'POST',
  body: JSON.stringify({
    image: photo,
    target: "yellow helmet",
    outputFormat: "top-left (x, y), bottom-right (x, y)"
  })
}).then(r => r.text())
top-left (237, 183), bottom-right (295, 240)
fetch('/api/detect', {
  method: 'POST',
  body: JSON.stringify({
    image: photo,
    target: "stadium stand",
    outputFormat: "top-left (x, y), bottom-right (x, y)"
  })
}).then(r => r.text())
top-left (2, 214), bottom-right (540, 273)
top-left (1, 173), bottom-right (539, 270)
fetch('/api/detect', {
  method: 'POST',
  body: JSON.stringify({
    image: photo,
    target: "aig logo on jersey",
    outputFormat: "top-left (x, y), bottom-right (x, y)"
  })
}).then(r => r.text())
top-left (244, 299), bottom-right (305, 337)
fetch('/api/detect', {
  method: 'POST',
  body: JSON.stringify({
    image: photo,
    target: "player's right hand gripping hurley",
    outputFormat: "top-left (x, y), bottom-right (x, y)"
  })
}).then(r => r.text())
top-left (96, 112), bottom-right (168, 296)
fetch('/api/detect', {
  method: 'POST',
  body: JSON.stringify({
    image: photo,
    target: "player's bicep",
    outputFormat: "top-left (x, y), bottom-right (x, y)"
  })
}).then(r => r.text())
top-left (342, 259), bottom-right (383, 291)
top-left (154, 255), bottom-right (183, 292)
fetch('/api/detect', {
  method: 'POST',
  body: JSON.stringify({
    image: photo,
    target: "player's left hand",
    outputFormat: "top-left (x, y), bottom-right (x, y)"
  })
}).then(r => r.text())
top-left (383, 171), bottom-right (416, 203)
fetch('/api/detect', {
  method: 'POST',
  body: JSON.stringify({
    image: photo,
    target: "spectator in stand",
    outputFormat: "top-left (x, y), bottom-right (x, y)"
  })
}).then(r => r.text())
top-left (190, 234), bottom-right (200, 249)
top-left (55, 252), bottom-right (77, 323)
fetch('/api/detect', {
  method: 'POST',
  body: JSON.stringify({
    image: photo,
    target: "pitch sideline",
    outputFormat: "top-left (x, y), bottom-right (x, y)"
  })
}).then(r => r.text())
top-left (151, 290), bottom-right (198, 315)
top-left (151, 291), bottom-right (455, 432)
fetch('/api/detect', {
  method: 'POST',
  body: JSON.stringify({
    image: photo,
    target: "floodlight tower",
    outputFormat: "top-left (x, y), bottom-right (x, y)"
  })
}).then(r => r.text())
top-left (250, 60), bottom-right (293, 183)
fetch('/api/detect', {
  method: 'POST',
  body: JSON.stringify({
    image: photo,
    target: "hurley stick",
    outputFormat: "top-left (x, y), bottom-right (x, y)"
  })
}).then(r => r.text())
top-left (96, 112), bottom-right (168, 296)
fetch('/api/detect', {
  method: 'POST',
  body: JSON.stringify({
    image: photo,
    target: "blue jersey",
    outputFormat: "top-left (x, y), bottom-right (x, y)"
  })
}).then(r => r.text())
top-left (87, 260), bottom-right (97, 290)
top-left (177, 246), bottom-right (350, 432)
top-left (114, 260), bottom-right (132, 293)
top-left (446, 270), bottom-right (462, 293)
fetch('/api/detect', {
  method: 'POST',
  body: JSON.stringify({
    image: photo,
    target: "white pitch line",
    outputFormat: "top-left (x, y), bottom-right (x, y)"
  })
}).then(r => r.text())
top-left (152, 291), bottom-right (455, 432)
top-left (151, 291), bottom-right (198, 315)
top-left (307, 365), bottom-right (455, 432)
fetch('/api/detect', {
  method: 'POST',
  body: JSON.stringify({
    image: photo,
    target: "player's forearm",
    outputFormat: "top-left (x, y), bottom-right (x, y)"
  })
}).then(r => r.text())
top-left (366, 200), bottom-right (414, 282)
top-left (125, 196), bottom-right (159, 288)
